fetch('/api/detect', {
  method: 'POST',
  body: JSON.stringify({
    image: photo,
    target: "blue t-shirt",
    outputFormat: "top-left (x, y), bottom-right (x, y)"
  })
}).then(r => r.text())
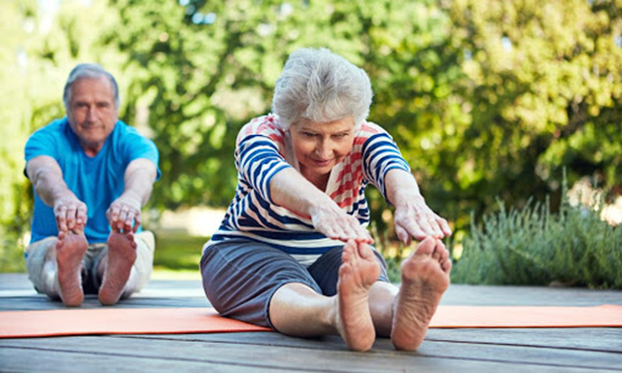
top-left (24, 118), bottom-right (161, 244)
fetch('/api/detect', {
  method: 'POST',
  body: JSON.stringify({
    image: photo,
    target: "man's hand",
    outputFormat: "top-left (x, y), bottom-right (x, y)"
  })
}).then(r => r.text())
top-left (106, 193), bottom-right (142, 233)
top-left (107, 158), bottom-right (157, 234)
top-left (54, 194), bottom-right (88, 233)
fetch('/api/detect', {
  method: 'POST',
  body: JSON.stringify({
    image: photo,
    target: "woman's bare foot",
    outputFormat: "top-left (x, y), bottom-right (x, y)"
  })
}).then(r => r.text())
top-left (55, 230), bottom-right (88, 307)
top-left (335, 240), bottom-right (381, 351)
top-left (391, 236), bottom-right (451, 351)
top-left (98, 231), bottom-right (137, 305)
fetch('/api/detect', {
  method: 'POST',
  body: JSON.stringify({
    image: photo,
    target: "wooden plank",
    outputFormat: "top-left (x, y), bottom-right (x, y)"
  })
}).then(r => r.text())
top-left (416, 339), bottom-right (622, 370)
top-left (441, 285), bottom-right (622, 306)
top-left (0, 346), bottom-right (285, 373)
top-left (2, 333), bottom-right (621, 371)
top-left (140, 332), bottom-right (622, 370)
top-left (0, 295), bottom-right (210, 311)
top-left (130, 328), bottom-right (622, 354)
top-left (7, 346), bottom-right (614, 373)
top-left (425, 328), bottom-right (622, 353)
top-left (127, 332), bottom-right (622, 369)
top-left (0, 275), bottom-right (211, 311)
top-left (2, 338), bottom-right (617, 373)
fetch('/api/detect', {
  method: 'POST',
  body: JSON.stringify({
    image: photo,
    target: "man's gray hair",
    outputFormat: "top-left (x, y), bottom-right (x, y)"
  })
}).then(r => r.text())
top-left (63, 63), bottom-right (120, 109)
top-left (272, 48), bottom-right (373, 130)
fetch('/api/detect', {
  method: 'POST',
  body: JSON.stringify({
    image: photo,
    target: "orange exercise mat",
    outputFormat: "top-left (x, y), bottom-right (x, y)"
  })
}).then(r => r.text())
top-left (1, 305), bottom-right (620, 339)
top-left (430, 304), bottom-right (622, 328)
top-left (0, 307), bottom-right (269, 338)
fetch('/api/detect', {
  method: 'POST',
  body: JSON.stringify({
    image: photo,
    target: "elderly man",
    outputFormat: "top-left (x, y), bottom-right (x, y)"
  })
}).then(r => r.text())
top-left (24, 63), bottom-right (160, 307)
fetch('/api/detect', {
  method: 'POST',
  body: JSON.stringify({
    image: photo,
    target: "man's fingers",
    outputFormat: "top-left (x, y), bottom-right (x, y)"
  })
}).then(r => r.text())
top-left (55, 206), bottom-right (68, 232)
top-left (76, 205), bottom-right (88, 228)
top-left (123, 211), bottom-right (135, 233)
top-left (108, 205), bottom-right (120, 222)
top-left (116, 208), bottom-right (129, 230)
top-left (132, 213), bottom-right (142, 233)
top-left (66, 205), bottom-right (77, 230)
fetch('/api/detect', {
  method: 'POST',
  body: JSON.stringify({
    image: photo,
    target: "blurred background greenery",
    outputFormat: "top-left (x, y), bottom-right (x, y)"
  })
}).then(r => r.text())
top-left (1, 0), bottom-right (620, 286)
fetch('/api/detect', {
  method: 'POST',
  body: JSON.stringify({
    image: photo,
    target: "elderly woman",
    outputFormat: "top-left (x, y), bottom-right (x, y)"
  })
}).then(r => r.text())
top-left (201, 48), bottom-right (452, 352)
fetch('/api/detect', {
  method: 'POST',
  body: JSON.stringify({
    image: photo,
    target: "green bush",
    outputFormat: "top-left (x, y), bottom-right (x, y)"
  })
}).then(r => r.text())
top-left (153, 232), bottom-right (209, 271)
top-left (0, 228), bottom-right (27, 273)
top-left (0, 183), bottom-right (31, 273)
top-left (452, 192), bottom-right (622, 289)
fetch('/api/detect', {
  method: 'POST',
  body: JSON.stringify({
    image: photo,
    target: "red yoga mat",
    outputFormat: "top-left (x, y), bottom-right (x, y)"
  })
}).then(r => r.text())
top-left (1, 305), bottom-right (620, 339)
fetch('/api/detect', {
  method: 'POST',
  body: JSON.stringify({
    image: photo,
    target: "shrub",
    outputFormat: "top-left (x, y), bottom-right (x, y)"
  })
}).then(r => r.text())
top-left (451, 192), bottom-right (622, 289)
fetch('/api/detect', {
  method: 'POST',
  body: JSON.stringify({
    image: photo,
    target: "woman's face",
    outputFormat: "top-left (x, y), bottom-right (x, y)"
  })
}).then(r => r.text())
top-left (289, 116), bottom-right (356, 180)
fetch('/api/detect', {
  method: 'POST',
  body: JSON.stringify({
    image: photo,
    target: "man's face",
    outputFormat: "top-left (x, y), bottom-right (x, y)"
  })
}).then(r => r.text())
top-left (66, 76), bottom-right (118, 154)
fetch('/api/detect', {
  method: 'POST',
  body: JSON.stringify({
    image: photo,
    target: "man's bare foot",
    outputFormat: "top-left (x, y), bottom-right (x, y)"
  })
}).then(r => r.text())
top-left (98, 231), bottom-right (137, 305)
top-left (55, 230), bottom-right (88, 307)
top-left (335, 240), bottom-right (381, 351)
top-left (391, 236), bottom-right (451, 351)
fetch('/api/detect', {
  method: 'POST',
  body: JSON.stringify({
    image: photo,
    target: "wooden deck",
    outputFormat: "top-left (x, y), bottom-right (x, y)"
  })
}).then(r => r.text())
top-left (1, 273), bottom-right (621, 372)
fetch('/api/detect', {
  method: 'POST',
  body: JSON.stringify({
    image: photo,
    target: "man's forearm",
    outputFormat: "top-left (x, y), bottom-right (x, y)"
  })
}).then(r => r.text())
top-left (122, 159), bottom-right (157, 207)
top-left (27, 156), bottom-right (76, 207)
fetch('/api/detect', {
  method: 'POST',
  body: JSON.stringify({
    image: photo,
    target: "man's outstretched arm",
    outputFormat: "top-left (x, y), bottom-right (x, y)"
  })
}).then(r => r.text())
top-left (26, 155), bottom-right (87, 233)
top-left (106, 158), bottom-right (158, 233)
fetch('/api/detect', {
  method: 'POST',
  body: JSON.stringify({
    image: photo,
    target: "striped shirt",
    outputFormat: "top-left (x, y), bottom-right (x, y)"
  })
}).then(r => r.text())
top-left (204, 114), bottom-right (410, 266)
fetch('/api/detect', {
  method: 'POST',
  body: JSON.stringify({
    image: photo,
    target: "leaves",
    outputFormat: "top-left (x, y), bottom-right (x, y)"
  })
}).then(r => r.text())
top-left (1, 0), bottom-right (621, 273)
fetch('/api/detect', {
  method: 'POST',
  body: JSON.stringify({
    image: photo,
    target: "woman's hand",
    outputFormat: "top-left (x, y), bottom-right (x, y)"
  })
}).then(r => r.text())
top-left (393, 197), bottom-right (452, 245)
top-left (384, 169), bottom-right (452, 245)
top-left (309, 203), bottom-right (374, 244)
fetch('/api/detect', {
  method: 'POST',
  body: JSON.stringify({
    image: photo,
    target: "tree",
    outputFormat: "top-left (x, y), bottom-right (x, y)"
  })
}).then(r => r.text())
top-left (2, 0), bottom-right (621, 271)
top-left (442, 0), bottom-right (622, 215)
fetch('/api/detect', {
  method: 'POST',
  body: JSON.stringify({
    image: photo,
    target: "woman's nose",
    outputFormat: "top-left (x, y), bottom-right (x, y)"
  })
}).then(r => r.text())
top-left (315, 140), bottom-right (331, 158)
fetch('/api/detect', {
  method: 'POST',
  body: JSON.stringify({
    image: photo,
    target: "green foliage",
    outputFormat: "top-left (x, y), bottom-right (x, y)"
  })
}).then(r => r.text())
top-left (106, 0), bottom-right (622, 234)
top-left (427, 0), bottom-right (622, 228)
top-left (452, 189), bottom-right (622, 289)
top-left (2, 0), bottom-right (622, 280)
top-left (153, 232), bottom-right (208, 271)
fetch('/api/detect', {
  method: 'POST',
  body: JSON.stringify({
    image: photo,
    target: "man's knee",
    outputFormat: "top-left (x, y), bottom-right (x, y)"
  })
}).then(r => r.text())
top-left (123, 230), bottom-right (155, 296)
top-left (25, 237), bottom-right (59, 296)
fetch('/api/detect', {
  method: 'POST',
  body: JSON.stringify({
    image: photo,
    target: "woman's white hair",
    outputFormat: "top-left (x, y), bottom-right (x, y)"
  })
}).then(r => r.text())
top-left (272, 48), bottom-right (373, 130)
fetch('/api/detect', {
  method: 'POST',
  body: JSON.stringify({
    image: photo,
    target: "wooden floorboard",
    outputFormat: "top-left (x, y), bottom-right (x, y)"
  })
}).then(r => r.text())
top-left (1, 274), bottom-right (621, 372)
